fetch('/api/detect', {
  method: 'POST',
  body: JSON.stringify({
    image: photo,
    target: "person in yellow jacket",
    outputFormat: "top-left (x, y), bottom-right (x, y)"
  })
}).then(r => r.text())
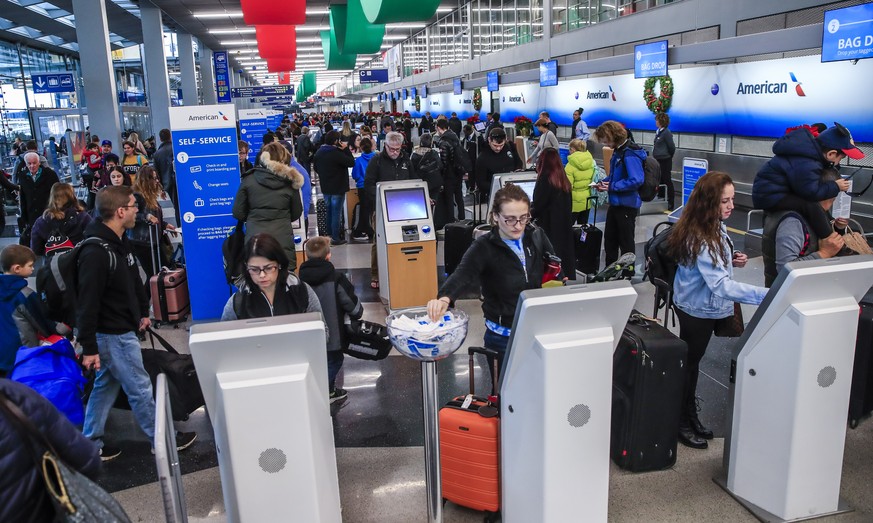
top-left (565, 138), bottom-right (596, 224)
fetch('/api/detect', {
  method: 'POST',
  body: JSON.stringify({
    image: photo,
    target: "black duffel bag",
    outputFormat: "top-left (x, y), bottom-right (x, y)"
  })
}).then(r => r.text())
top-left (344, 320), bottom-right (392, 361)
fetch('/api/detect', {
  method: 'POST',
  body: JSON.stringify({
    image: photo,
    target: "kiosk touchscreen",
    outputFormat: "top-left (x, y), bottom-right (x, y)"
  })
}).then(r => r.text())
top-left (719, 256), bottom-right (873, 521)
top-left (500, 281), bottom-right (637, 522)
top-left (488, 172), bottom-right (537, 212)
top-left (375, 180), bottom-right (438, 310)
top-left (189, 314), bottom-right (341, 523)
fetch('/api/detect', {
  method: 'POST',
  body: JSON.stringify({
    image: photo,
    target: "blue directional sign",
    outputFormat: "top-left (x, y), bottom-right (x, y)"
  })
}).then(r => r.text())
top-left (634, 40), bottom-right (668, 78)
top-left (31, 73), bottom-right (75, 94)
top-left (402, 88), bottom-right (407, 99)
top-left (682, 158), bottom-right (708, 207)
top-left (231, 85), bottom-right (294, 98)
top-left (487, 71), bottom-right (499, 92)
top-left (539, 60), bottom-right (557, 87)
top-left (213, 51), bottom-right (232, 103)
top-left (359, 68), bottom-right (389, 83)
top-left (453, 78), bottom-right (462, 95)
top-left (238, 109), bottom-right (267, 165)
top-left (411, 87), bottom-right (417, 98)
top-left (822, 3), bottom-right (873, 63)
top-left (421, 85), bottom-right (427, 98)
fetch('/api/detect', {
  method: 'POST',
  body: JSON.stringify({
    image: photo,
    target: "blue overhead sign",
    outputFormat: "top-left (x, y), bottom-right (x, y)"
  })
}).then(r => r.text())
top-left (231, 85), bottom-right (294, 98)
top-left (31, 73), bottom-right (75, 94)
top-left (411, 87), bottom-right (417, 98)
top-left (238, 109), bottom-right (267, 165)
top-left (634, 40), bottom-right (668, 78)
top-left (487, 71), bottom-right (499, 92)
top-left (213, 51), bottom-right (231, 104)
top-left (822, 3), bottom-right (873, 63)
top-left (359, 68), bottom-right (389, 83)
top-left (402, 88), bottom-right (407, 99)
top-left (421, 85), bottom-right (427, 98)
top-left (539, 60), bottom-right (557, 87)
top-left (453, 78), bottom-right (462, 95)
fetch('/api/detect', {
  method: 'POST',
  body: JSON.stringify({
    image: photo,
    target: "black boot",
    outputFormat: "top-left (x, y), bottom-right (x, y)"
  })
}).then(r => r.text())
top-left (688, 396), bottom-right (714, 440)
top-left (678, 420), bottom-right (708, 449)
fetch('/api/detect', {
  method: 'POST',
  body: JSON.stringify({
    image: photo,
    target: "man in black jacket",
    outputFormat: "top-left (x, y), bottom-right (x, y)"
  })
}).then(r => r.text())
top-left (296, 126), bottom-right (315, 175)
top-left (474, 128), bottom-right (523, 203)
top-left (448, 112), bottom-right (463, 135)
top-left (18, 152), bottom-right (59, 247)
top-left (78, 186), bottom-right (194, 460)
top-left (419, 112), bottom-right (435, 136)
top-left (313, 130), bottom-right (356, 245)
top-left (152, 128), bottom-right (176, 211)
top-left (435, 119), bottom-right (465, 223)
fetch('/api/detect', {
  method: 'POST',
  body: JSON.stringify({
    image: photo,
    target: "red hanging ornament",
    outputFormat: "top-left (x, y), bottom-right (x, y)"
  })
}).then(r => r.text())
top-left (267, 58), bottom-right (296, 72)
top-left (256, 25), bottom-right (297, 60)
top-left (241, 0), bottom-right (306, 25)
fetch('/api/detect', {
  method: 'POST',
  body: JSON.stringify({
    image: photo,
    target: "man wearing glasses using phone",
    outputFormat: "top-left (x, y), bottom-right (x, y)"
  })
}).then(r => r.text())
top-left (77, 186), bottom-right (195, 461)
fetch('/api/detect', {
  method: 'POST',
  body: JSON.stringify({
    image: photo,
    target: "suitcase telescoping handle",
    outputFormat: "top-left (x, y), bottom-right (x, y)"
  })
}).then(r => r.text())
top-left (468, 346), bottom-right (500, 396)
top-left (587, 195), bottom-right (598, 224)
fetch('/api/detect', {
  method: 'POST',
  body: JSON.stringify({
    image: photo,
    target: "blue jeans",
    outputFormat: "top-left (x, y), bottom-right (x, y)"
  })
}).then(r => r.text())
top-left (325, 193), bottom-right (345, 241)
top-left (483, 328), bottom-right (510, 387)
top-left (327, 351), bottom-right (344, 392)
top-left (83, 331), bottom-right (155, 448)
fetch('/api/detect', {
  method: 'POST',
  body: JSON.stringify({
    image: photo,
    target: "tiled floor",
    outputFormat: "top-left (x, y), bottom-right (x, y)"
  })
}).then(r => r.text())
top-left (4, 203), bottom-right (872, 522)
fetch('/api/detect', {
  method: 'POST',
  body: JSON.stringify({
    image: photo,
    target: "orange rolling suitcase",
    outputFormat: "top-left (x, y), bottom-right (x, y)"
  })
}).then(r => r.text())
top-left (439, 346), bottom-right (500, 519)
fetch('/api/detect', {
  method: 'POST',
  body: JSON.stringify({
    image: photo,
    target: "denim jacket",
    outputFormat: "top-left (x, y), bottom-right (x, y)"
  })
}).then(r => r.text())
top-left (673, 224), bottom-right (768, 319)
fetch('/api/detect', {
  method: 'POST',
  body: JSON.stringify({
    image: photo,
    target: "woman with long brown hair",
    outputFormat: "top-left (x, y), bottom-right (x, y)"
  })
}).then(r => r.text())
top-left (130, 165), bottom-right (176, 279)
top-left (30, 182), bottom-right (92, 257)
top-left (666, 171), bottom-right (767, 450)
top-left (531, 147), bottom-right (575, 279)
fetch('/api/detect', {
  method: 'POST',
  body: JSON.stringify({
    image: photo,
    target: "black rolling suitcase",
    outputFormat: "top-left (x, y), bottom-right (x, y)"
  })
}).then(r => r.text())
top-left (315, 198), bottom-right (345, 239)
top-left (611, 311), bottom-right (687, 472)
top-left (849, 297), bottom-right (873, 428)
top-left (444, 220), bottom-right (475, 275)
top-left (575, 197), bottom-right (603, 274)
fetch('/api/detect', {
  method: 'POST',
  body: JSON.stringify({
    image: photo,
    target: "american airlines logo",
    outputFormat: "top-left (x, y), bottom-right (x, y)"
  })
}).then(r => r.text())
top-left (736, 72), bottom-right (805, 96)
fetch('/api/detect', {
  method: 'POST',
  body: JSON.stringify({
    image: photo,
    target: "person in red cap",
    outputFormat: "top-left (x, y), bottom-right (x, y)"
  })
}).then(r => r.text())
top-left (752, 122), bottom-right (865, 241)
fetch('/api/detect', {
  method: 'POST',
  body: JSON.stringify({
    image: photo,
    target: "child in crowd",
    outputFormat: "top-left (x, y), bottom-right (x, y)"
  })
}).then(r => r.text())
top-left (0, 245), bottom-right (71, 377)
top-left (298, 237), bottom-right (363, 403)
top-left (752, 122), bottom-right (864, 240)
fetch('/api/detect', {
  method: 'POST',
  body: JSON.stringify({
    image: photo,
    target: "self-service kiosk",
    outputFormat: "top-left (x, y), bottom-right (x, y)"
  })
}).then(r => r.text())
top-left (718, 256), bottom-right (873, 522)
top-left (189, 314), bottom-right (341, 523)
top-left (375, 180), bottom-right (438, 310)
top-left (487, 172), bottom-right (537, 212)
top-left (500, 281), bottom-right (638, 522)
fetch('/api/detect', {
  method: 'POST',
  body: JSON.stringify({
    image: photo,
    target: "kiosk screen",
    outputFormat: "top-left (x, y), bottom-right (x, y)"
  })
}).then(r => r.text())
top-left (512, 181), bottom-right (536, 202)
top-left (385, 188), bottom-right (429, 222)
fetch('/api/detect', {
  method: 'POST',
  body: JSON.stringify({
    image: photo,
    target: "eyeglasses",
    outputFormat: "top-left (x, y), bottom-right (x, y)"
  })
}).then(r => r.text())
top-left (121, 203), bottom-right (139, 210)
top-left (385, 145), bottom-right (402, 153)
top-left (247, 264), bottom-right (279, 276)
top-left (499, 214), bottom-right (531, 226)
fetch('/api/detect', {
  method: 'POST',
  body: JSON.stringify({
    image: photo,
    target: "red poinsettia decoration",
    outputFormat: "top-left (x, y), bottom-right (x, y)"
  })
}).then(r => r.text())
top-left (466, 114), bottom-right (481, 124)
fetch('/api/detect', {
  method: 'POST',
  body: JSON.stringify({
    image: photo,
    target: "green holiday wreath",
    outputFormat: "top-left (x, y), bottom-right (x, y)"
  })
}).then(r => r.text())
top-left (415, 95), bottom-right (421, 112)
top-left (473, 88), bottom-right (483, 111)
top-left (643, 75), bottom-right (673, 114)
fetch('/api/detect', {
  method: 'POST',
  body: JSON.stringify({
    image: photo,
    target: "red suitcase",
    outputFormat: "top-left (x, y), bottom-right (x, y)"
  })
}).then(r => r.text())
top-left (439, 347), bottom-right (500, 517)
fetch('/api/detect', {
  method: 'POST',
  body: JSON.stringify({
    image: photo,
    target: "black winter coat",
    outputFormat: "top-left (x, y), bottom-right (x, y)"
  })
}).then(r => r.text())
top-left (439, 226), bottom-right (557, 329)
top-left (313, 145), bottom-right (355, 195)
top-left (298, 258), bottom-right (363, 352)
top-left (363, 150), bottom-right (416, 208)
top-left (411, 147), bottom-right (443, 194)
top-left (19, 167), bottom-right (60, 228)
top-left (152, 141), bottom-right (175, 189)
top-left (0, 380), bottom-right (101, 523)
top-left (437, 129), bottom-right (462, 182)
top-left (474, 142), bottom-right (523, 199)
top-left (531, 176), bottom-right (575, 279)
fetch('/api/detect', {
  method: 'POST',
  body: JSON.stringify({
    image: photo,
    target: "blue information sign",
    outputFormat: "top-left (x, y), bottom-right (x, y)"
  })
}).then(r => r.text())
top-left (170, 105), bottom-right (241, 320)
top-left (360, 68), bottom-right (389, 83)
top-left (411, 87), bottom-right (417, 98)
top-left (402, 88), bottom-right (408, 99)
top-left (231, 85), bottom-right (294, 98)
top-left (31, 73), bottom-right (75, 94)
top-left (487, 71), bottom-right (499, 92)
top-left (453, 78), bottom-right (462, 95)
top-left (539, 60), bottom-right (557, 87)
top-left (213, 51), bottom-right (232, 104)
top-left (822, 3), bottom-right (873, 63)
top-left (634, 40), bottom-right (668, 78)
top-left (266, 111), bottom-right (283, 130)
top-left (682, 158), bottom-right (708, 207)
top-left (238, 109), bottom-right (267, 165)
top-left (421, 85), bottom-right (427, 98)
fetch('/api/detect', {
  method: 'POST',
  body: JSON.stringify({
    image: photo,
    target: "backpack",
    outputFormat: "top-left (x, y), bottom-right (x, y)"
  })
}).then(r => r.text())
top-left (11, 337), bottom-right (87, 426)
top-left (412, 149), bottom-right (443, 193)
top-left (622, 146), bottom-right (661, 202)
top-left (453, 141), bottom-right (473, 173)
top-left (643, 222), bottom-right (678, 311)
top-left (36, 237), bottom-right (117, 328)
top-left (222, 220), bottom-right (246, 285)
top-left (43, 215), bottom-right (79, 258)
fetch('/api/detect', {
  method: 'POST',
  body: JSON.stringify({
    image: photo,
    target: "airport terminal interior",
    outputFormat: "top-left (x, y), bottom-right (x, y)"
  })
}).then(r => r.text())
top-left (2, 0), bottom-right (873, 522)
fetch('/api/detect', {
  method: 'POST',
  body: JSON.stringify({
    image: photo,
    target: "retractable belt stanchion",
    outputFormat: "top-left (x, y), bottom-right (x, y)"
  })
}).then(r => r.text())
top-left (717, 256), bottom-right (873, 522)
top-left (501, 282), bottom-right (637, 522)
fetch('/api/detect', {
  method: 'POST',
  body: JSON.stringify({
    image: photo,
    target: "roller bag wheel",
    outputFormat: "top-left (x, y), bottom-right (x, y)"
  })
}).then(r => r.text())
top-left (611, 310), bottom-right (688, 472)
top-left (575, 198), bottom-right (602, 274)
top-left (439, 347), bottom-right (500, 515)
top-left (848, 298), bottom-right (873, 428)
top-left (444, 219), bottom-right (475, 275)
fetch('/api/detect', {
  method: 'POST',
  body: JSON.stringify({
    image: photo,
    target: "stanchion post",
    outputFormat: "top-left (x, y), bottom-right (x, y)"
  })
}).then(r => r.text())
top-left (421, 360), bottom-right (442, 523)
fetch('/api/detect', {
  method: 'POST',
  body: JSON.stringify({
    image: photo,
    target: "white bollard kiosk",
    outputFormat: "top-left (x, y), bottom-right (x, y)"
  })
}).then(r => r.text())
top-left (501, 281), bottom-right (637, 522)
top-left (189, 314), bottom-right (341, 523)
top-left (717, 256), bottom-right (873, 522)
top-left (375, 179), bottom-right (438, 310)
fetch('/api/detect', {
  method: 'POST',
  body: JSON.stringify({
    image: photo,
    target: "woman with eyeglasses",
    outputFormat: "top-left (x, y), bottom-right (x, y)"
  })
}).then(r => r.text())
top-left (427, 183), bottom-right (561, 379)
top-left (220, 233), bottom-right (324, 331)
top-left (129, 165), bottom-right (176, 281)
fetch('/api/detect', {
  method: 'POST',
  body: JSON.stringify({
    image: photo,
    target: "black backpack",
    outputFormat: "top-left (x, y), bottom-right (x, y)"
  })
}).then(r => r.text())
top-left (643, 222), bottom-right (678, 313)
top-left (453, 141), bottom-right (473, 174)
top-left (222, 220), bottom-right (246, 284)
top-left (622, 146), bottom-right (661, 202)
top-left (36, 237), bottom-right (117, 327)
top-left (412, 149), bottom-right (443, 193)
top-left (43, 215), bottom-right (79, 258)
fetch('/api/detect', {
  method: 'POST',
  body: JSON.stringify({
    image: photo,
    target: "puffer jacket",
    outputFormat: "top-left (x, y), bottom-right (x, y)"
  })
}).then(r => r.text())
top-left (0, 379), bottom-right (101, 523)
top-left (232, 153), bottom-right (305, 265)
top-left (565, 150), bottom-right (595, 213)
top-left (604, 141), bottom-right (645, 209)
top-left (411, 146), bottom-right (443, 194)
top-left (752, 128), bottom-right (840, 210)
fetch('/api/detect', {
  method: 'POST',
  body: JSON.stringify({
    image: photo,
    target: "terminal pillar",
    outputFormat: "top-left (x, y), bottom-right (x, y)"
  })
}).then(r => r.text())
top-left (140, 0), bottom-right (172, 137)
top-left (200, 46), bottom-right (218, 105)
top-left (177, 32), bottom-right (199, 106)
top-left (71, 0), bottom-right (121, 148)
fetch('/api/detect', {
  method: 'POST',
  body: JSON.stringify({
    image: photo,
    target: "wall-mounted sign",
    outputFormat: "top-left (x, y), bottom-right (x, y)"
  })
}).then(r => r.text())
top-left (359, 68), bottom-right (390, 83)
top-left (453, 78), bottom-right (462, 95)
top-left (31, 73), bottom-right (75, 94)
top-left (822, 3), bottom-right (873, 63)
top-left (634, 40), bottom-right (668, 78)
top-left (539, 60), bottom-right (557, 87)
top-left (487, 71), bottom-right (499, 92)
